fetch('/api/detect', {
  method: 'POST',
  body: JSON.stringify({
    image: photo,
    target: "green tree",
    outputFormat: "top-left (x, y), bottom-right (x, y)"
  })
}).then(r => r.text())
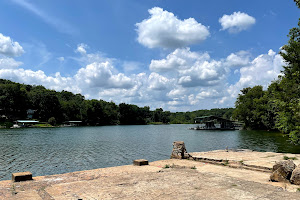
top-left (48, 117), bottom-right (57, 126)
top-left (0, 82), bottom-right (29, 119)
top-left (233, 0), bottom-right (300, 142)
top-left (233, 86), bottom-right (270, 130)
top-left (273, 0), bottom-right (300, 143)
top-left (28, 87), bottom-right (61, 121)
top-left (119, 103), bottom-right (150, 125)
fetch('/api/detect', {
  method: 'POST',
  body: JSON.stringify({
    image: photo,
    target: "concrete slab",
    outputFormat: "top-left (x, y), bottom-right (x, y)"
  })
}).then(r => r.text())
top-left (12, 172), bottom-right (33, 182)
top-left (133, 159), bottom-right (149, 166)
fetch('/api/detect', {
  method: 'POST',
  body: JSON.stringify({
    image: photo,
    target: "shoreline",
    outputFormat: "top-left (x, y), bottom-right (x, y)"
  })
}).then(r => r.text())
top-left (1, 150), bottom-right (300, 199)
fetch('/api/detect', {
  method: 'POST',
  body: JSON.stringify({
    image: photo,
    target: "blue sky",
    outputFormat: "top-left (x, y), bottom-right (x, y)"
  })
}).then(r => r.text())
top-left (0, 0), bottom-right (299, 111)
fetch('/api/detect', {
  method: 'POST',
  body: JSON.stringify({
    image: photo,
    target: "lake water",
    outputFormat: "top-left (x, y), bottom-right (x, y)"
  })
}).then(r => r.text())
top-left (1, 124), bottom-right (300, 181)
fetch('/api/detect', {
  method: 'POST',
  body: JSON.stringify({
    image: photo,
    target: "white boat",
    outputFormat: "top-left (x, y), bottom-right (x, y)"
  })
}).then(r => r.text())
top-left (10, 124), bottom-right (21, 128)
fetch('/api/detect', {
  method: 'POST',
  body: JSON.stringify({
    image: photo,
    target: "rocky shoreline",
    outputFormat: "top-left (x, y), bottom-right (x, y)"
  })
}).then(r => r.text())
top-left (1, 145), bottom-right (300, 199)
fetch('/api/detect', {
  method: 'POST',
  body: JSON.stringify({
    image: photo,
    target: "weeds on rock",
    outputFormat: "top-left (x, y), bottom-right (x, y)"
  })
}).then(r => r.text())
top-left (283, 156), bottom-right (298, 160)
top-left (222, 159), bottom-right (229, 166)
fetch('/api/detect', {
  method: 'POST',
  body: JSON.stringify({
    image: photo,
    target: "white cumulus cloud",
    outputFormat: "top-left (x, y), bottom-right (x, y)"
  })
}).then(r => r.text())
top-left (225, 50), bottom-right (251, 67)
top-left (76, 43), bottom-right (88, 55)
top-left (0, 33), bottom-right (24, 57)
top-left (150, 48), bottom-right (227, 87)
top-left (218, 49), bottom-right (284, 106)
top-left (136, 7), bottom-right (210, 49)
top-left (219, 11), bottom-right (256, 33)
top-left (75, 61), bottom-right (134, 89)
top-left (0, 57), bottom-right (23, 69)
top-left (148, 72), bottom-right (172, 91)
top-left (150, 48), bottom-right (210, 72)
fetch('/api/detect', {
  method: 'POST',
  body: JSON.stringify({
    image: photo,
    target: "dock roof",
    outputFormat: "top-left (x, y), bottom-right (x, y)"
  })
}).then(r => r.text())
top-left (16, 120), bottom-right (39, 123)
top-left (194, 116), bottom-right (233, 122)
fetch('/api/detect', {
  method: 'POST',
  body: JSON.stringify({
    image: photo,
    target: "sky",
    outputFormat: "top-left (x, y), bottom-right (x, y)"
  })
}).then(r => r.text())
top-left (0, 0), bottom-right (299, 111)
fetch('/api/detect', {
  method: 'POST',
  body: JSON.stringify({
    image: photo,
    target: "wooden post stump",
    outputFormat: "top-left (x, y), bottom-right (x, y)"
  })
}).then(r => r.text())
top-left (12, 171), bottom-right (33, 182)
top-left (133, 159), bottom-right (149, 166)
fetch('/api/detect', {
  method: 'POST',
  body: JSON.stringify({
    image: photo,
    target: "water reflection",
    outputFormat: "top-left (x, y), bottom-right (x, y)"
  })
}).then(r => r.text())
top-left (236, 130), bottom-right (300, 153)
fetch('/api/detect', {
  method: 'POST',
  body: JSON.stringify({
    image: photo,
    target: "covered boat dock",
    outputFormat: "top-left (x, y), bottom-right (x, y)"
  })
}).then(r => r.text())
top-left (192, 116), bottom-right (236, 130)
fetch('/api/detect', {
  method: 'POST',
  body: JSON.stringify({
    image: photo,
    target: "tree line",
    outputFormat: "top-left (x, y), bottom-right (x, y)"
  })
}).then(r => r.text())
top-left (233, 0), bottom-right (300, 143)
top-left (0, 79), bottom-right (233, 127)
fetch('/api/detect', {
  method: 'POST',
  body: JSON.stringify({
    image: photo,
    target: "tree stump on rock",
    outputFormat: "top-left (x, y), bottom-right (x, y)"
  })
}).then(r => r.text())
top-left (270, 160), bottom-right (296, 182)
top-left (170, 141), bottom-right (191, 159)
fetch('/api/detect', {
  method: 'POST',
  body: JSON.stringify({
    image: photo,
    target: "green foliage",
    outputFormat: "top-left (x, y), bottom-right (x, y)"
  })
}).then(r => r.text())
top-left (283, 156), bottom-right (298, 160)
top-left (119, 103), bottom-right (151, 125)
top-left (170, 108), bottom-right (234, 124)
top-left (48, 117), bottom-right (57, 126)
top-left (152, 108), bottom-right (170, 124)
top-left (0, 82), bottom-right (29, 119)
top-left (233, 86), bottom-right (273, 130)
top-left (164, 164), bottom-right (170, 168)
top-left (233, 2), bottom-right (300, 143)
top-left (222, 160), bottom-right (229, 166)
top-left (295, 0), bottom-right (300, 8)
top-left (0, 79), bottom-right (235, 126)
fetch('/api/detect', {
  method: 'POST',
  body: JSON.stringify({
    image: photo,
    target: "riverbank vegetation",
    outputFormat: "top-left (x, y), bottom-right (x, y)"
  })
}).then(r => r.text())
top-left (233, 0), bottom-right (300, 143)
top-left (0, 78), bottom-right (233, 127)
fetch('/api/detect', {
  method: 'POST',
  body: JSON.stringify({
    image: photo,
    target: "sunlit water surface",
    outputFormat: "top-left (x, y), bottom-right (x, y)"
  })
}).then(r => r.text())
top-left (1, 124), bottom-right (299, 180)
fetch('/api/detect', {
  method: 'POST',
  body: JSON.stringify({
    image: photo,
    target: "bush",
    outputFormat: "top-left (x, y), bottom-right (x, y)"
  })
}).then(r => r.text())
top-left (48, 117), bottom-right (56, 126)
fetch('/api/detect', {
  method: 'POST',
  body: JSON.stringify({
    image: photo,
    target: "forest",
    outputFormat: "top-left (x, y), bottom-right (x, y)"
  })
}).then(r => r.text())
top-left (233, 0), bottom-right (300, 143)
top-left (0, 78), bottom-right (233, 127)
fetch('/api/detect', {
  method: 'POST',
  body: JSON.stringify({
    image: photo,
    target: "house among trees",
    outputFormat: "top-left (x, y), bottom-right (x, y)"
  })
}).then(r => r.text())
top-left (26, 109), bottom-right (36, 119)
top-left (193, 116), bottom-right (236, 130)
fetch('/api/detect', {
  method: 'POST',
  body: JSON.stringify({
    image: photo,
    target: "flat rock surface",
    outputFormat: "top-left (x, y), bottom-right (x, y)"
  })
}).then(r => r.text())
top-left (190, 150), bottom-right (300, 169)
top-left (1, 151), bottom-right (300, 199)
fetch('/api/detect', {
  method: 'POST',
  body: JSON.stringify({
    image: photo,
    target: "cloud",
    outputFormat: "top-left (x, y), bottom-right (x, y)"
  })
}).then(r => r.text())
top-left (177, 60), bottom-right (226, 87)
top-left (136, 7), bottom-right (210, 49)
top-left (0, 33), bottom-right (24, 57)
top-left (150, 48), bottom-right (227, 87)
top-left (75, 61), bottom-right (134, 89)
top-left (150, 48), bottom-right (210, 72)
top-left (225, 50), bottom-right (251, 67)
top-left (0, 41), bottom-right (285, 112)
top-left (237, 49), bottom-right (283, 88)
top-left (122, 61), bottom-right (142, 74)
top-left (219, 11), bottom-right (256, 33)
top-left (196, 89), bottom-right (221, 100)
top-left (218, 49), bottom-right (284, 106)
top-left (148, 72), bottom-right (173, 91)
top-left (11, 0), bottom-right (77, 35)
top-left (0, 57), bottom-right (23, 69)
top-left (57, 57), bottom-right (64, 62)
top-left (76, 43), bottom-right (88, 55)
top-left (73, 43), bottom-right (115, 67)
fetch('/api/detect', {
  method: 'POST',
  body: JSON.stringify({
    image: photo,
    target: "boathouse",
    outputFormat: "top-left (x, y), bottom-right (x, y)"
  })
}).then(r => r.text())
top-left (16, 120), bottom-right (39, 127)
top-left (63, 121), bottom-right (82, 127)
top-left (194, 116), bottom-right (235, 130)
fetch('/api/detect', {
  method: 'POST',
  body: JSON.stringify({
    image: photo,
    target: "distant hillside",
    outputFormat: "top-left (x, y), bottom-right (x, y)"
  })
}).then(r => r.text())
top-left (0, 79), bottom-right (234, 126)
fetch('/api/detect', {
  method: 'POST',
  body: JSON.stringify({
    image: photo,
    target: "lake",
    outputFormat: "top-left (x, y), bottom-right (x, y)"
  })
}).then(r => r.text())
top-left (1, 124), bottom-right (300, 181)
